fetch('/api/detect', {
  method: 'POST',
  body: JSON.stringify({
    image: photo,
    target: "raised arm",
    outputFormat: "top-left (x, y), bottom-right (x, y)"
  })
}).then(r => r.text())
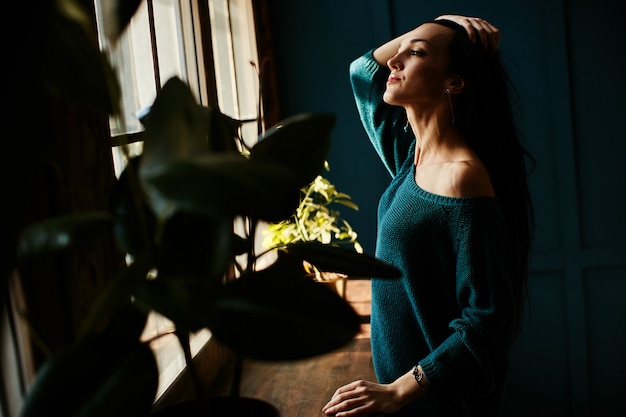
top-left (372, 14), bottom-right (500, 65)
top-left (372, 32), bottom-right (408, 65)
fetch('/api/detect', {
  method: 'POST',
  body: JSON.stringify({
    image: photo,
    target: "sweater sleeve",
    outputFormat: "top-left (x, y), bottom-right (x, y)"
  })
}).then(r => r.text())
top-left (349, 50), bottom-right (414, 177)
top-left (418, 203), bottom-right (516, 403)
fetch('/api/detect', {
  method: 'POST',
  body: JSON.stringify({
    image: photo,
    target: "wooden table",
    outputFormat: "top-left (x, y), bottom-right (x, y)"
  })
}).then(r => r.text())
top-left (238, 332), bottom-right (376, 417)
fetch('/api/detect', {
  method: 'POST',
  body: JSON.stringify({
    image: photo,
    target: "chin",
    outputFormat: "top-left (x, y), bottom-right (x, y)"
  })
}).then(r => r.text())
top-left (382, 93), bottom-right (396, 105)
top-left (383, 90), bottom-right (405, 106)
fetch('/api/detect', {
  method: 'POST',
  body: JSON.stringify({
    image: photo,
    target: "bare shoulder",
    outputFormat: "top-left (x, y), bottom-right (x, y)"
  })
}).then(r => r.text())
top-left (445, 160), bottom-right (495, 198)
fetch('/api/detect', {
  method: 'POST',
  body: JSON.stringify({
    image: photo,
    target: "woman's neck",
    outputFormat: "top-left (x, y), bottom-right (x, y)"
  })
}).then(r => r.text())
top-left (407, 114), bottom-right (466, 167)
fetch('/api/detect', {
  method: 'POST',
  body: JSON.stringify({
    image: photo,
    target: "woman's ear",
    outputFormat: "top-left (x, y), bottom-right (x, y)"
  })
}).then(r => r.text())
top-left (447, 76), bottom-right (466, 94)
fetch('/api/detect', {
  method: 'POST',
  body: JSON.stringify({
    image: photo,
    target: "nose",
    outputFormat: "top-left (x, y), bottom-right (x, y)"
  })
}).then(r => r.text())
top-left (387, 54), bottom-right (402, 71)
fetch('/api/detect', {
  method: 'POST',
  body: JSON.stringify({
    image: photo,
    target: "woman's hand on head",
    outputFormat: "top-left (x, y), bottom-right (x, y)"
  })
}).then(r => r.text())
top-left (435, 15), bottom-right (501, 50)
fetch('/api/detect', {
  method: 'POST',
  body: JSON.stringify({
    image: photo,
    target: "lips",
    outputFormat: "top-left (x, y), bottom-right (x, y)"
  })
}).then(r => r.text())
top-left (387, 74), bottom-right (401, 84)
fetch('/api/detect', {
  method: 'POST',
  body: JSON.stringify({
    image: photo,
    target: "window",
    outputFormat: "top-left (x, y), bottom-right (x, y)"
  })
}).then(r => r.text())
top-left (93, 0), bottom-right (262, 400)
top-left (0, 2), bottom-right (273, 413)
top-left (94, 0), bottom-right (261, 172)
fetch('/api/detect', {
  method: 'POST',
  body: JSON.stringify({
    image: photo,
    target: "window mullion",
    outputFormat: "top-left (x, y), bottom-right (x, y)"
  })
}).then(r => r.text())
top-left (194, 0), bottom-right (219, 108)
top-left (146, 0), bottom-right (161, 92)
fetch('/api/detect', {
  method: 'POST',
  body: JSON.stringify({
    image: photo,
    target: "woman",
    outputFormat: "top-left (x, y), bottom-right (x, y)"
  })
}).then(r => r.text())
top-left (322, 15), bottom-right (534, 417)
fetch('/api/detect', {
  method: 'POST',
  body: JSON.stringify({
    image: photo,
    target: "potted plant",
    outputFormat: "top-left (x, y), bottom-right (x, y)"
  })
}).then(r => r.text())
top-left (10, 1), bottom-right (401, 417)
top-left (262, 162), bottom-right (363, 296)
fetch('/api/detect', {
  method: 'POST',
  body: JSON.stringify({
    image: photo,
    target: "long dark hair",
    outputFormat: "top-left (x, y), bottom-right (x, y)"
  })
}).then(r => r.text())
top-left (432, 19), bottom-right (535, 336)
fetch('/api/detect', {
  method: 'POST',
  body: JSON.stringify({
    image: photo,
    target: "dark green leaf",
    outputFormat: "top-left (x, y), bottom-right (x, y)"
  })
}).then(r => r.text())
top-left (206, 264), bottom-right (361, 360)
top-left (140, 77), bottom-right (211, 174)
top-left (133, 278), bottom-right (213, 333)
top-left (40, 1), bottom-right (120, 114)
top-left (151, 397), bottom-right (279, 417)
top-left (139, 103), bottom-right (243, 155)
top-left (204, 106), bottom-right (243, 153)
top-left (97, 0), bottom-right (143, 44)
top-left (99, 303), bottom-right (150, 345)
top-left (20, 329), bottom-right (157, 417)
top-left (74, 343), bottom-right (157, 417)
top-left (142, 154), bottom-right (301, 222)
top-left (110, 156), bottom-right (156, 256)
top-left (77, 251), bottom-right (154, 338)
top-left (156, 211), bottom-right (233, 284)
top-left (250, 113), bottom-right (335, 186)
top-left (17, 212), bottom-right (114, 260)
top-left (282, 241), bottom-right (401, 279)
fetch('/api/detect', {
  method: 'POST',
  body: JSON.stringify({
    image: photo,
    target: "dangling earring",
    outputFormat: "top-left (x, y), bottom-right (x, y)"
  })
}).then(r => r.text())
top-left (446, 88), bottom-right (456, 126)
top-left (404, 119), bottom-right (410, 133)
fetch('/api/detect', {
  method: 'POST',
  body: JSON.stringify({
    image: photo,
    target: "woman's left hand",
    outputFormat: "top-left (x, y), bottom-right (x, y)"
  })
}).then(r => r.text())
top-left (322, 379), bottom-right (400, 417)
top-left (435, 14), bottom-right (501, 50)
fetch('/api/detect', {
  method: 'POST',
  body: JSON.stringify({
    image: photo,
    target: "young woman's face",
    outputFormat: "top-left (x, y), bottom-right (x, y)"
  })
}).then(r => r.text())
top-left (384, 23), bottom-right (455, 107)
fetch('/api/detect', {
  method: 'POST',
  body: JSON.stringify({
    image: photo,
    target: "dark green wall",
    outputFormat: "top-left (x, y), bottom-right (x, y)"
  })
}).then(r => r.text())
top-left (266, 1), bottom-right (625, 415)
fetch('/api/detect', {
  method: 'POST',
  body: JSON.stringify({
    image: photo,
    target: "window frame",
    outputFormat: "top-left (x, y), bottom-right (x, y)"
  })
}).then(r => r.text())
top-left (0, 3), bottom-right (280, 416)
top-left (93, 0), bottom-right (280, 403)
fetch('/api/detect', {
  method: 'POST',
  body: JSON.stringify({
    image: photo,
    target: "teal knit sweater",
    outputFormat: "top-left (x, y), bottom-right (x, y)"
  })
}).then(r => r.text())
top-left (350, 51), bottom-right (516, 416)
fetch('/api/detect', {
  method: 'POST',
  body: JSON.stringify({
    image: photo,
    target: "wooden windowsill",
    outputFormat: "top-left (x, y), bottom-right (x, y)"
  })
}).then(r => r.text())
top-left (238, 330), bottom-right (375, 417)
top-left (152, 279), bottom-right (373, 417)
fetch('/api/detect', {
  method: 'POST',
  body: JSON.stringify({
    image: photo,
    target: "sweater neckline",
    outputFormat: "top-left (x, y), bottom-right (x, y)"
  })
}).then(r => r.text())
top-left (403, 142), bottom-right (497, 207)
top-left (409, 174), bottom-right (494, 206)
